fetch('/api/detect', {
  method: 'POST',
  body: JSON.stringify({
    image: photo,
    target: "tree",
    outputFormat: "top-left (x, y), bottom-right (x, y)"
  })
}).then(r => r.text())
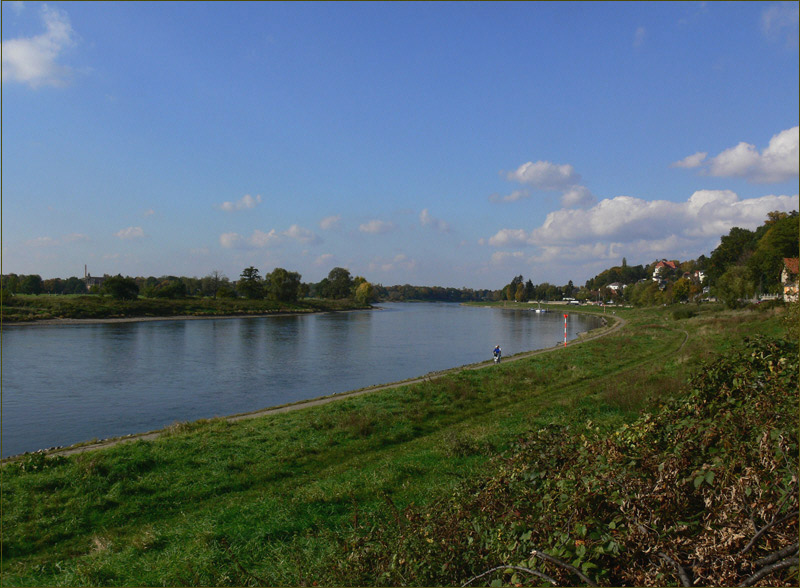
top-left (746, 212), bottom-right (799, 293)
top-left (354, 281), bottom-right (374, 305)
top-left (707, 226), bottom-right (757, 283)
top-left (238, 266), bottom-right (264, 299)
top-left (266, 268), bottom-right (302, 302)
top-left (326, 267), bottom-right (353, 299)
top-left (201, 271), bottom-right (228, 299)
top-left (101, 275), bottom-right (139, 300)
top-left (715, 265), bottom-right (755, 309)
top-left (514, 282), bottom-right (525, 302)
top-left (671, 277), bottom-right (692, 303)
top-left (19, 274), bottom-right (44, 295)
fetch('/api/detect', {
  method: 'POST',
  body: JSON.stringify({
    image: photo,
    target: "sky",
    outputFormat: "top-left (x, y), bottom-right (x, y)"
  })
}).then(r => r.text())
top-left (2, 1), bottom-right (798, 290)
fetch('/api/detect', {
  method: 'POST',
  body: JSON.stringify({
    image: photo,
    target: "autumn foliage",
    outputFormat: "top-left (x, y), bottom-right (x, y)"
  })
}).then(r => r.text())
top-left (333, 336), bottom-right (798, 586)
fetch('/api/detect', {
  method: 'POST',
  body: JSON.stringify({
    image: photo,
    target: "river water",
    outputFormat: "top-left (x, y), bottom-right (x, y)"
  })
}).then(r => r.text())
top-left (1, 303), bottom-right (601, 457)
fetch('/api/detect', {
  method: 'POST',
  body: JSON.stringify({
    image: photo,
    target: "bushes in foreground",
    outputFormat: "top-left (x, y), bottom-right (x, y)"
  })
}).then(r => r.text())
top-left (331, 336), bottom-right (798, 586)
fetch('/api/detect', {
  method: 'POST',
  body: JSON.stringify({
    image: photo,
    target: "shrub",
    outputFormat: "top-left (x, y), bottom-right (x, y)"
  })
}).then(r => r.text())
top-left (331, 336), bottom-right (798, 587)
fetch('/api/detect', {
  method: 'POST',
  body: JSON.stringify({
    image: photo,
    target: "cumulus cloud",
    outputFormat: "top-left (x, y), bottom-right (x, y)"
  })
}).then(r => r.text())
top-left (219, 225), bottom-right (320, 249)
top-left (486, 190), bottom-right (798, 256)
top-left (561, 185), bottom-right (596, 208)
top-left (319, 215), bottom-right (341, 230)
top-left (503, 160), bottom-right (595, 208)
top-left (359, 219), bottom-right (395, 234)
top-left (420, 209), bottom-right (450, 232)
top-left (677, 126), bottom-right (799, 183)
top-left (2, 4), bottom-right (77, 88)
top-left (217, 194), bottom-right (262, 212)
top-left (116, 226), bottom-right (145, 240)
top-left (671, 151), bottom-right (708, 168)
top-left (506, 160), bottom-right (581, 191)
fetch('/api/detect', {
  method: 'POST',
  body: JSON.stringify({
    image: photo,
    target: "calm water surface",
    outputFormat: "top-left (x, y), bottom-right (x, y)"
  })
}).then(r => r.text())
top-left (2, 303), bottom-right (601, 457)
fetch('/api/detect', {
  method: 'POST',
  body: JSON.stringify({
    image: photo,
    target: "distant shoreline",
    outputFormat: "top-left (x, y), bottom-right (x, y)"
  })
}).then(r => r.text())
top-left (1, 307), bottom-right (380, 327)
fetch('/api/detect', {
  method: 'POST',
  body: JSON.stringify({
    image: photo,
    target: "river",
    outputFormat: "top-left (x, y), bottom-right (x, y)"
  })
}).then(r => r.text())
top-left (1, 302), bottom-right (602, 457)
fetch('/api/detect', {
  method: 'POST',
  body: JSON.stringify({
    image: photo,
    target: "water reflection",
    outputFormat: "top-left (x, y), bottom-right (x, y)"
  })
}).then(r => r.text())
top-left (2, 304), bottom-right (601, 456)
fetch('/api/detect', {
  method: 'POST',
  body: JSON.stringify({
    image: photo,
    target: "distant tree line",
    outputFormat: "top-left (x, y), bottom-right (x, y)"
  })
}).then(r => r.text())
top-left (3, 211), bottom-right (795, 308)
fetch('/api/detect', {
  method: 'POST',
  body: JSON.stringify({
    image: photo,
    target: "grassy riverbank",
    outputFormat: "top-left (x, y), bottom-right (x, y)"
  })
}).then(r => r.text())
top-left (1, 303), bottom-right (795, 586)
top-left (0, 294), bottom-right (367, 323)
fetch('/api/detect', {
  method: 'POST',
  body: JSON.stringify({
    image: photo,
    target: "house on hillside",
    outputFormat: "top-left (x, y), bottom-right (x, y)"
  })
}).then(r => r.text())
top-left (652, 260), bottom-right (677, 280)
top-left (782, 258), bottom-right (799, 302)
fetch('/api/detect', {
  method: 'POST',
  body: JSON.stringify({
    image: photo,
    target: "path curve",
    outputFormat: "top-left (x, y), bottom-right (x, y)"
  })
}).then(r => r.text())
top-left (18, 312), bottom-right (628, 460)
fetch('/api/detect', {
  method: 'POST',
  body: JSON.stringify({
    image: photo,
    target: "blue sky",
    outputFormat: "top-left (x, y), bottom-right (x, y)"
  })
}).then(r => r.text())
top-left (2, 1), bottom-right (798, 289)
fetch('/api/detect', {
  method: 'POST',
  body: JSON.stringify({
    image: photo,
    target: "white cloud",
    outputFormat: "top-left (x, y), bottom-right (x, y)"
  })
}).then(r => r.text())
top-left (319, 215), bottom-right (341, 230)
top-left (218, 193), bottom-right (262, 212)
top-left (482, 189), bottom-right (798, 285)
top-left (314, 253), bottom-right (336, 267)
top-left (561, 185), bottom-right (596, 208)
top-left (486, 190), bottom-right (798, 257)
top-left (249, 229), bottom-right (281, 247)
top-left (219, 232), bottom-right (243, 249)
top-left (359, 219), bottom-right (395, 234)
top-left (503, 160), bottom-right (594, 208)
top-left (368, 253), bottom-right (417, 274)
top-left (284, 224), bottom-right (321, 244)
top-left (505, 160), bottom-right (581, 191)
top-left (219, 225), bottom-right (320, 249)
top-left (490, 251), bottom-right (525, 265)
top-left (671, 151), bottom-right (708, 168)
top-left (2, 4), bottom-right (77, 88)
top-left (488, 229), bottom-right (530, 247)
top-left (115, 226), bottom-right (145, 240)
top-left (419, 209), bottom-right (450, 232)
top-left (489, 189), bottom-right (530, 203)
top-left (677, 126), bottom-right (799, 183)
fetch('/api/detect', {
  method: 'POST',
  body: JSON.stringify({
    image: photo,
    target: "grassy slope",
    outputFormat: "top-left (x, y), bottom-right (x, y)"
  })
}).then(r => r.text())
top-left (0, 304), bottom-right (792, 586)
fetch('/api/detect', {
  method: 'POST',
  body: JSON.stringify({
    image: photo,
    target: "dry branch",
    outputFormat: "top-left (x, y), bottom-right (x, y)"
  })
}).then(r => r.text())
top-left (531, 549), bottom-right (599, 587)
top-left (739, 556), bottom-right (799, 587)
top-left (461, 565), bottom-right (557, 587)
top-left (657, 551), bottom-right (692, 587)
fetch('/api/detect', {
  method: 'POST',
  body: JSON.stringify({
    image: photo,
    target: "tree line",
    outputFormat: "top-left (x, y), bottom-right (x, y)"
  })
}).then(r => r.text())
top-left (3, 211), bottom-right (796, 308)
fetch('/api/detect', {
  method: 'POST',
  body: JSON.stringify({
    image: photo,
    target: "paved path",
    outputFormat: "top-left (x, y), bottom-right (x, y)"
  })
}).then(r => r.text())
top-left (24, 312), bottom-right (627, 460)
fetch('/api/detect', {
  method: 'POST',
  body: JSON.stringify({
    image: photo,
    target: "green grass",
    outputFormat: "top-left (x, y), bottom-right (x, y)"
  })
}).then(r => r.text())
top-left (1, 303), bottom-right (793, 586)
top-left (1, 295), bottom-right (366, 322)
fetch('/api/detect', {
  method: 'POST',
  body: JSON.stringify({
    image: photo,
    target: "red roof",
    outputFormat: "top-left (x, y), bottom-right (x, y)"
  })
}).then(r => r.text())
top-left (784, 258), bottom-right (799, 275)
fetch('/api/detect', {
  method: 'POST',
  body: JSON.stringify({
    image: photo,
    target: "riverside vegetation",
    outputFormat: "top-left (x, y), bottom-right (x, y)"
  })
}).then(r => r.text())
top-left (1, 302), bottom-right (797, 586)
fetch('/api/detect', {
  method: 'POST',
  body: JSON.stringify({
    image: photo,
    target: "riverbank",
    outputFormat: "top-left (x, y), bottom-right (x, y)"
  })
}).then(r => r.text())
top-left (0, 294), bottom-right (369, 324)
top-left (2, 304), bottom-right (793, 586)
top-left (3, 309), bottom-right (621, 460)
